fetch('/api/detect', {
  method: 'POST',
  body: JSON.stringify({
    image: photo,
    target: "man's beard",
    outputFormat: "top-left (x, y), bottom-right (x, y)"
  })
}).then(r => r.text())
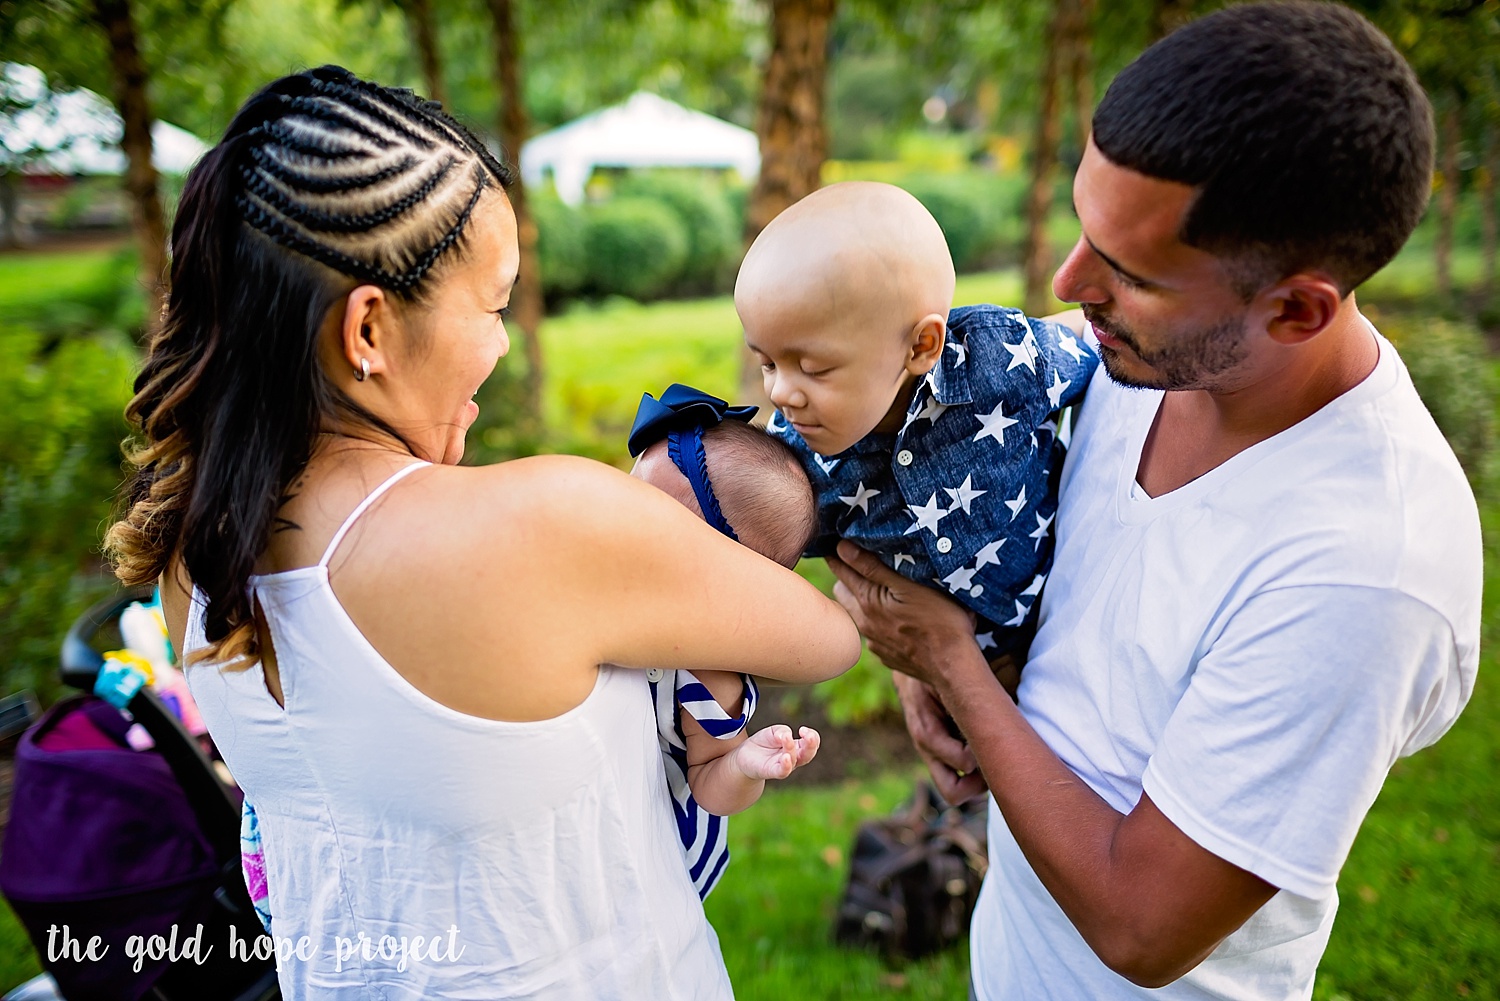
top-left (1083, 305), bottom-right (1249, 392)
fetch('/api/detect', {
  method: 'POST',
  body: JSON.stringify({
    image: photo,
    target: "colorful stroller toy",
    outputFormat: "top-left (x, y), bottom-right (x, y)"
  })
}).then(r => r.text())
top-left (0, 588), bottom-right (279, 1001)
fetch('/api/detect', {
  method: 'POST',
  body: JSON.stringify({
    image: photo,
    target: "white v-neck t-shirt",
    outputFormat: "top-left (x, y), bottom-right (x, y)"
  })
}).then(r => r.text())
top-left (970, 327), bottom-right (1481, 1000)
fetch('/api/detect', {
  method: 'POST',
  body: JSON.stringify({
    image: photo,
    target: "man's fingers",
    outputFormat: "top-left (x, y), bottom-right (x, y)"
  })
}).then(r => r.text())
top-left (832, 541), bottom-right (911, 590)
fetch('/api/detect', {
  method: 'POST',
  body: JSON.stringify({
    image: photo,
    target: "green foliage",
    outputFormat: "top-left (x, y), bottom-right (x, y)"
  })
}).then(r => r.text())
top-left (584, 196), bottom-right (689, 302)
top-left (616, 171), bottom-right (742, 294)
top-left (900, 173), bottom-right (1005, 273)
top-left (0, 325), bottom-right (135, 703)
top-left (1379, 311), bottom-right (1498, 483)
top-left (531, 192), bottom-right (588, 299)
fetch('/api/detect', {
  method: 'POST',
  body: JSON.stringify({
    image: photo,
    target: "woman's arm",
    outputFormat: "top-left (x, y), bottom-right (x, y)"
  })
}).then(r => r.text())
top-left (479, 455), bottom-right (862, 685)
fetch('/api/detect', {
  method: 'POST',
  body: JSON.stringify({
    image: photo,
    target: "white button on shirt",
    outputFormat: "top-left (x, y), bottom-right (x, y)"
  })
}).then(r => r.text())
top-left (896, 449), bottom-right (914, 466)
top-left (936, 537), bottom-right (953, 553)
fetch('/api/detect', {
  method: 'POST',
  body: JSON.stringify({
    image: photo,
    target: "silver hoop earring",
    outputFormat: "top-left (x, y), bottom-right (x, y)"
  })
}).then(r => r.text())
top-left (355, 358), bottom-right (370, 382)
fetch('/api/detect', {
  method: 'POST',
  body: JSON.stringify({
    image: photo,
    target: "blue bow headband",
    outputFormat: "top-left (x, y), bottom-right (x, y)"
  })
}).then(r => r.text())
top-left (628, 384), bottom-right (759, 542)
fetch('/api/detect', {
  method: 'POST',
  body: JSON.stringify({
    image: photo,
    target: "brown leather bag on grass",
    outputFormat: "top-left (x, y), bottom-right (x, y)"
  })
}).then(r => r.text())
top-left (833, 781), bottom-right (988, 959)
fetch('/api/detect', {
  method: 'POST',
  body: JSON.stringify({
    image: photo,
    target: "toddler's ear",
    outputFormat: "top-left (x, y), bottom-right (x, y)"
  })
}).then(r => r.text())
top-left (906, 313), bottom-right (948, 376)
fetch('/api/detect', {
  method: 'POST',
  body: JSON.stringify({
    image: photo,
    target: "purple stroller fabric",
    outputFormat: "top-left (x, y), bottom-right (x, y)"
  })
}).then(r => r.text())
top-left (0, 695), bottom-right (221, 1001)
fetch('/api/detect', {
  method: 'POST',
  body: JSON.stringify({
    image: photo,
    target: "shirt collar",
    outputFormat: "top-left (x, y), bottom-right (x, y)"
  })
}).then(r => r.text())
top-left (923, 329), bottom-right (972, 407)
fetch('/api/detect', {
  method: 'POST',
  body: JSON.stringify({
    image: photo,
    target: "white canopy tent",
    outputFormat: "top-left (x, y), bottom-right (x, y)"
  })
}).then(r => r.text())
top-left (2, 63), bottom-right (208, 176)
top-left (520, 92), bottom-right (759, 206)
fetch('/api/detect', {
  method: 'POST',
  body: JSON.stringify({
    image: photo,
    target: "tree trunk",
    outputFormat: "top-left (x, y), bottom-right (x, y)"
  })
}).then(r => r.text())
top-left (486, 0), bottom-right (544, 432)
top-left (405, 0), bottom-right (447, 106)
top-left (1065, 0), bottom-right (1094, 153)
top-left (1435, 100), bottom-right (1459, 301)
top-left (0, 172), bottom-right (21, 249)
top-left (738, 0), bottom-right (837, 404)
top-left (1023, 0), bottom-right (1067, 317)
top-left (92, 0), bottom-right (167, 338)
top-left (1480, 122), bottom-right (1496, 312)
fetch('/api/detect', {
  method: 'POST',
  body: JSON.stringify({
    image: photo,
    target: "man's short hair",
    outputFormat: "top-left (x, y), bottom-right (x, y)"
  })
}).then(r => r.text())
top-left (1091, 1), bottom-right (1433, 297)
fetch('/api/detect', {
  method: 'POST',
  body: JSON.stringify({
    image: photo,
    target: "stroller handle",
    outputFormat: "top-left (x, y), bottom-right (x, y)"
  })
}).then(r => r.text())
top-left (59, 586), bottom-right (156, 690)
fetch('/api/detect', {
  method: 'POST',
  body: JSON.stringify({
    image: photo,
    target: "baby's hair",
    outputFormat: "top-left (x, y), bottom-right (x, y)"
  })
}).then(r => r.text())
top-left (701, 420), bottom-right (816, 569)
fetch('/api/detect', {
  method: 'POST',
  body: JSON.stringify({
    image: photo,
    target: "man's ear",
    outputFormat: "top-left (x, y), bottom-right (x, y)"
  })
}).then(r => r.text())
top-left (906, 313), bottom-right (947, 375)
top-left (338, 285), bottom-right (392, 379)
top-left (1257, 273), bottom-right (1344, 347)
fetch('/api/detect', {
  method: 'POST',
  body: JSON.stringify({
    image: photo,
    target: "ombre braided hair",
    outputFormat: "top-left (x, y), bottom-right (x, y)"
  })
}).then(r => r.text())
top-left (105, 66), bottom-right (513, 666)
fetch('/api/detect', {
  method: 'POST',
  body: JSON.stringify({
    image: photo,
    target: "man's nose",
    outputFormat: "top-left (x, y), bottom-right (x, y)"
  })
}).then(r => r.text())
top-left (1053, 237), bottom-right (1108, 306)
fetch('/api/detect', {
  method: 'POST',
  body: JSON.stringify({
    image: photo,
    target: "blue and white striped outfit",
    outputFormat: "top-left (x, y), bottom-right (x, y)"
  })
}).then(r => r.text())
top-left (647, 669), bottom-right (760, 899)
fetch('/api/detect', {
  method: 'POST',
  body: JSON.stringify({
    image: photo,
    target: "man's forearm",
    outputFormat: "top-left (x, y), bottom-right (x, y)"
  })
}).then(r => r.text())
top-left (932, 641), bottom-right (1260, 986)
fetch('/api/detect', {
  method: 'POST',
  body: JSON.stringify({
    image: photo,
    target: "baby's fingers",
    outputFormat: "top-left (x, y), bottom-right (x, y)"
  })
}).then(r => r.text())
top-left (793, 726), bottom-right (820, 766)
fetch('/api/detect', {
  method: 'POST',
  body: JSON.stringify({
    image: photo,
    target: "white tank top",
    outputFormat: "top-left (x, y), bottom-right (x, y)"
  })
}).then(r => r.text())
top-left (184, 462), bottom-right (733, 1000)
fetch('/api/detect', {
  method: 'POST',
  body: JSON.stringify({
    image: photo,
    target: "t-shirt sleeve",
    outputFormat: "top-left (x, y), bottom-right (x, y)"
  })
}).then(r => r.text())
top-left (1140, 583), bottom-right (1467, 899)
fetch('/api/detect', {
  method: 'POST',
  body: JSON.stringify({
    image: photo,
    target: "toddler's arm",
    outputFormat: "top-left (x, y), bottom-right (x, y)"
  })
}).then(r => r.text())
top-left (682, 669), bottom-right (819, 816)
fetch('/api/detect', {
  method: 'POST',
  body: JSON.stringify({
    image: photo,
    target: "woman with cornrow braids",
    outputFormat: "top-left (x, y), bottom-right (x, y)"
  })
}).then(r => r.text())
top-left (106, 66), bottom-right (858, 1000)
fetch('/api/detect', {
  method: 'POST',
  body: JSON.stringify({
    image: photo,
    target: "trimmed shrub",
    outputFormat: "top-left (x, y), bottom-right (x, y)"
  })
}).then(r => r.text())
top-left (1380, 312), bottom-right (1498, 485)
top-left (0, 326), bottom-right (136, 704)
top-left (617, 173), bottom-right (741, 294)
top-left (902, 177), bottom-right (996, 273)
top-left (531, 192), bottom-right (587, 299)
top-left (585, 197), bottom-right (689, 301)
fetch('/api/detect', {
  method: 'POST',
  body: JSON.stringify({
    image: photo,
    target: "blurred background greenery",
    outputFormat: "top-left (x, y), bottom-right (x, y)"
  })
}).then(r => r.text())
top-left (1, 0), bottom-right (1497, 997)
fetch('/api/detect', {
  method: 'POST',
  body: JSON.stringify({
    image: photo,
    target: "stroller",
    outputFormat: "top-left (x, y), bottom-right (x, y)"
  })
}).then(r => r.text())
top-left (0, 588), bottom-right (279, 1001)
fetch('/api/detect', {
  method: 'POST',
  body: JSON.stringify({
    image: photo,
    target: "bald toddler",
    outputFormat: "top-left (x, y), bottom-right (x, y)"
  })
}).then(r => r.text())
top-left (739, 181), bottom-right (1099, 676)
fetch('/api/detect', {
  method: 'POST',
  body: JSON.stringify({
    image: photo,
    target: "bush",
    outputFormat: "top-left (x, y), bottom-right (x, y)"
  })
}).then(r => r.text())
top-left (585, 197), bottom-right (689, 301)
top-left (0, 326), bottom-right (136, 704)
top-left (531, 192), bottom-right (588, 299)
top-left (901, 175), bottom-right (1003, 273)
top-left (616, 173), bottom-right (741, 294)
top-left (1379, 312), bottom-right (1499, 485)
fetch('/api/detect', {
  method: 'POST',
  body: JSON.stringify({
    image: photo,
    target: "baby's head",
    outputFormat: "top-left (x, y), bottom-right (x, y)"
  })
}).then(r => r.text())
top-left (736, 181), bottom-right (956, 457)
top-left (631, 418), bottom-right (816, 569)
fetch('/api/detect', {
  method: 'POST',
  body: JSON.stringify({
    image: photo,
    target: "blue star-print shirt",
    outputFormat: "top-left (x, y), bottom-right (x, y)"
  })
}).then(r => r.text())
top-left (768, 305), bottom-right (1097, 650)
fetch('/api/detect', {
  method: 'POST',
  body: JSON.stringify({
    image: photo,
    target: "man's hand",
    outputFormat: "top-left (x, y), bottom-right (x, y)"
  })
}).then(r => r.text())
top-left (893, 674), bottom-right (988, 803)
top-left (825, 540), bottom-right (982, 691)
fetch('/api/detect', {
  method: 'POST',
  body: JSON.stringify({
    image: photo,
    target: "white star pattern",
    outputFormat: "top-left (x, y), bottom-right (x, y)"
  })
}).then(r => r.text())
top-left (766, 410), bottom-right (786, 433)
top-left (973, 401), bottom-right (1020, 446)
top-left (943, 474), bottom-right (987, 515)
top-left (812, 453), bottom-right (840, 476)
top-left (976, 632), bottom-right (996, 651)
top-left (892, 553), bottom-right (915, 570)
top-left (1004, 484), bottom-right (1027, 521)
top-left (1003, 333), bottom-right (1039, 374)
top-left (1058, 407), bottom-right (1074, 448)
top-left (1029, 511), bottom-right (1054, 549)
top-left (972, 538), bottom-right (1006, 569)
top-left (1046, 370), bottom-right (1072, 409)
top-left (1004, 600), bottom-right (1030, 627)
top-left (1058, 331), bottom-right (1089, 362)
top-left (903, 493), bottom-right (951, 536)
top-left (839, 481), bottom-right (880, 514)
top-left (942, 565), bottom-right (978, 594)
top-left (910, 395), bottom-right (949, 428)
top-left (1020, 573), bottom-right (1046, 597)
top-left (947, 339), bottom-right (968, 366)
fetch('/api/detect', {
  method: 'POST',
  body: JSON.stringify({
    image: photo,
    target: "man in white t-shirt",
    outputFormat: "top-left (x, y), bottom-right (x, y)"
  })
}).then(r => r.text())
top-left (826, 4), bottom-right (1481, 999)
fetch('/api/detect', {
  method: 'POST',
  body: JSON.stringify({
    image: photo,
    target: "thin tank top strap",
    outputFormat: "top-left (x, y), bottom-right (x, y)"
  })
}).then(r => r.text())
top-left (318, 461), bottom-right (431, 568)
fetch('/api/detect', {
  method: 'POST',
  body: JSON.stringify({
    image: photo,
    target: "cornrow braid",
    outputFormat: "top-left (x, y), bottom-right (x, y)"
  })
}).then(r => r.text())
top-left (106, 65), bottom-right (514, 667)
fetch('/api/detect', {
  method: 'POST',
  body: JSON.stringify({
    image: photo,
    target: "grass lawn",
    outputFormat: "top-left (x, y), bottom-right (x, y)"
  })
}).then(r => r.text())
top-left (0, 243), bottom-right (1496, 998)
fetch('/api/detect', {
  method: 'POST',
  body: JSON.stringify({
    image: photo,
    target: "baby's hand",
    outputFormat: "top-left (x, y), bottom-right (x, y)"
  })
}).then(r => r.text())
top-left (731, 724), bottom-right (820, 781)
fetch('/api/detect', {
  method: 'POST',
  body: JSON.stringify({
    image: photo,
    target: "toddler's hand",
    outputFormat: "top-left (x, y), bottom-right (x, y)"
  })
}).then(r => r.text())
top-left (731, 724), bottom-right (820, 781)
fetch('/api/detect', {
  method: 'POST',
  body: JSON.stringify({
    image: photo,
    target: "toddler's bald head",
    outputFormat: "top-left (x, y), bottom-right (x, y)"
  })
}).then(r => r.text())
top-left (735, 182), bottom-right (955, 340)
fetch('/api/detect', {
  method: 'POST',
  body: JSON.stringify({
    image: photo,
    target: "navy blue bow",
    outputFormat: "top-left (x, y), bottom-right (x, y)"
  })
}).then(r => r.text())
top-left (628, 384), bottom-right (759, 542)
top-left (627, 385), bottom-right (759, 458)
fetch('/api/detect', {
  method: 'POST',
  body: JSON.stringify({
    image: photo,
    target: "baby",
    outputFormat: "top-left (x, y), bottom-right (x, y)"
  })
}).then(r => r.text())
top-left (739, 181), bottom-right (1099, 679)
top-left (626, 384), bottom-right (821, 899)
